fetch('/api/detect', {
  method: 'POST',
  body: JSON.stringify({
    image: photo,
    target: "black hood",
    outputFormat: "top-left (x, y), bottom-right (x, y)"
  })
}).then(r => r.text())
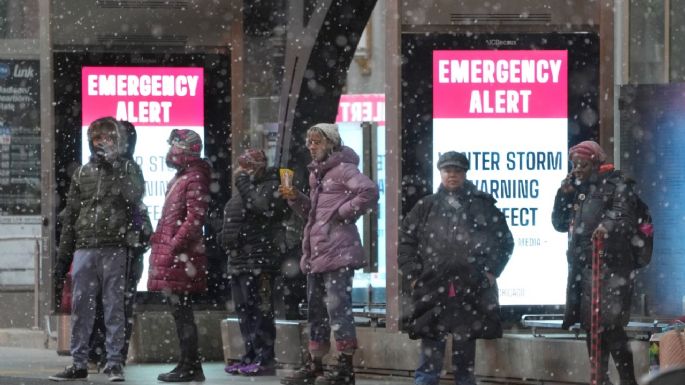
top-left (86, 117), bottom-right (127, 159)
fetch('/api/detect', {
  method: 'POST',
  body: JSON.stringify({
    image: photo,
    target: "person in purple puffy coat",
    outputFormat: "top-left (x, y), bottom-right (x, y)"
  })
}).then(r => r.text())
top-left (279, 123), bottom-right (378, 385)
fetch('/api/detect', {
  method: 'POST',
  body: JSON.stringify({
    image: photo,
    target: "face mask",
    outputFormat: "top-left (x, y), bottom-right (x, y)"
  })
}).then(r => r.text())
top-left (166, 150), bottom-right (180, 169)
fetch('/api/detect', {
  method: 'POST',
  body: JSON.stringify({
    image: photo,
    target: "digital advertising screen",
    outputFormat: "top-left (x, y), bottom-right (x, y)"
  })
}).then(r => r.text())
top-left (335, 93), bottom-right (386, 299)
top-left (620, 84), bottom-right (685, 316)
top-left (81, 66), bottom-right (205, 291)
top-left (402, 33), bottom-right (599, 308)
top-left (432, 50), bottom-right (569, 305)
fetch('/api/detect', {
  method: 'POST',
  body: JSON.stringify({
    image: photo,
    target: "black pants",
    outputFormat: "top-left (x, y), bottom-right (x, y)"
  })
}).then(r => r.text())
top-left (230, 272), bottom-right (276, 365)
top-left (585, 326), bottom-right (637, 385)
top-left (166, 293), bottom-right (201, 366)
top-left (279, 247), bottom-right (307, 320)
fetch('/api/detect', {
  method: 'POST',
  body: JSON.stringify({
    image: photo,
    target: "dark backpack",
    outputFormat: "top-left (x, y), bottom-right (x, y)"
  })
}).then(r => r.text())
top-left (631, 196), bottom-right (654, 268)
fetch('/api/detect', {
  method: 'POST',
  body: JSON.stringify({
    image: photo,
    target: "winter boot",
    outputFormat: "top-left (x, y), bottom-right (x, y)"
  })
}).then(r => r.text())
top-left (159, 348), bottom-right (186, 377)
top-left (280, 354), bottom-right (323, 385)
top-left (157, 346), bottom-right (205, 382)
top-left (315, 354), bottom-right (354, 385)
top-left (157, 363), bottom-right (205, 382)
top-left (161, 363), bottom-right (184, 378)
top-left (167, 356), bottom-right (186, 375)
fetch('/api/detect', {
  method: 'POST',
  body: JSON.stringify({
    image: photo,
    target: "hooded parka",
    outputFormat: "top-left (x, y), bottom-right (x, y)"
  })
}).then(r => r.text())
top-left (54, 119), bottom-right (145, 312)
top-left (57, 121), bottom-right (145, 261)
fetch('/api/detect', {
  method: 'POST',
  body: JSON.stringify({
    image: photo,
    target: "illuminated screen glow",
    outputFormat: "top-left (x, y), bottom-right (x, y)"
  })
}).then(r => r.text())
top-left (81, 66), bottom-right (205, 291)
top-left (335, 94), bottom-right (386, 293)
top-left (432, 50), bottom-right (569, 305)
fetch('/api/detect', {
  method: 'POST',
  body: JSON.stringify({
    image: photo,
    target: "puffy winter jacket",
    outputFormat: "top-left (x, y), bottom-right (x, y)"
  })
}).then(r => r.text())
top-left (148, 159), bottom-right (211, 294)
top-left (219, 167), bottom-right (289, 274)
top-left (289, 146), bottom-right (378, 274)
top-left (57, 157), bottom-right (145, 258)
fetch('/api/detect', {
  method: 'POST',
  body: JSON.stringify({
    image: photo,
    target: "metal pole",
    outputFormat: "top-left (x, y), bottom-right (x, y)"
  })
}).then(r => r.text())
top-left (591, 236), bottom-right (604, 385)
top-left (384, 0), bottom-right (402, 334)
top-left (33, 239), bottom-right (40, 330)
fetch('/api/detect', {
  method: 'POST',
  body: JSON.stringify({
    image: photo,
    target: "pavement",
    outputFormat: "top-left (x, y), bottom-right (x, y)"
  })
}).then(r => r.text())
top-left (0, 346), bottom-right (416, 385)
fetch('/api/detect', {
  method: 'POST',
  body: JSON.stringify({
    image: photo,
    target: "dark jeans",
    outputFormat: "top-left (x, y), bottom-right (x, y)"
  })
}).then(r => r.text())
top-left (307, 267), bottom-right (357, 356)
top-left (585, 326), bottom-right (637, 385)
top-left (415, 336), bottom-right (476, 385)
top-left (70, 247), bottom-right (127, 369)
top-left (230, 272), bottom-right (276, 366)
top-left (279, 247), bottom-right (307, 320)
top-left (89, 252), bottom-right (142, 365)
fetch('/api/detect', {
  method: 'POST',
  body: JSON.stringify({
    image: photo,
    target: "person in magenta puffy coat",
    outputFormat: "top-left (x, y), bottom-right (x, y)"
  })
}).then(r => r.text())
top-left (279, 123), bottom-right (378, 385)
top-left (148, 129), bottom-right (210, 383)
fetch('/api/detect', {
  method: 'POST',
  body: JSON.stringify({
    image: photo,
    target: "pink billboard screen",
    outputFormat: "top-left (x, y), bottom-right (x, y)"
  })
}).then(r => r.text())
top-left (82, 67), bottom-right (203, 126)
top-left (433, 50), bottom-right (567, 118)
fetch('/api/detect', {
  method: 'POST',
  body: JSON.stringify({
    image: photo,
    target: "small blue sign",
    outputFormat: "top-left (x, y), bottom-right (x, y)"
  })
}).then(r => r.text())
top-left (0, 63), bottom-right (10, 79)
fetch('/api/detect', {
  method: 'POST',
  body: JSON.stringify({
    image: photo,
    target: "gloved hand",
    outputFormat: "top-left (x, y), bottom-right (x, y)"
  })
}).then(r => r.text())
top-left (93, 142), bottom-right (118, 163)
top-left (93, 143), bottom-right (108, 160)
top-left (53, 258), bottom-right (69, 284)
top-left (53, 259), bottom-right (70, 311)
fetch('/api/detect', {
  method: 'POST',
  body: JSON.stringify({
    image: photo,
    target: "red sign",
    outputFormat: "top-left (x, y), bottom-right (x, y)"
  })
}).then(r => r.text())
top-left (336, 93), bottom-right (385, 125)
top-left (82, 67), bottom-right (204, 127)
top-left (433, 50), bottom-right (567, 118)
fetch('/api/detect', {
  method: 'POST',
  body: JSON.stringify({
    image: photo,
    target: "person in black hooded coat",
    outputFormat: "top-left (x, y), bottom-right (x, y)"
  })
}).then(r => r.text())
top-left (87, 120), bottom-right (151, 370)
top-left (398, 151), bottom-right (513, 385)
top-left (219, 148), bottom-right (289, 376)
top-left (50, 117), bottom-right (144, 382)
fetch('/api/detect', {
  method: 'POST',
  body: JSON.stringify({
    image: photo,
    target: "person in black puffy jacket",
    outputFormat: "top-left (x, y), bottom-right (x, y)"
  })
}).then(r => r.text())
top-left (219, 148), bottom-right (289, 376)
top-left (50, 117), bottom-right (144, 382)
top-left (87, 120), bottom-right (151, 370)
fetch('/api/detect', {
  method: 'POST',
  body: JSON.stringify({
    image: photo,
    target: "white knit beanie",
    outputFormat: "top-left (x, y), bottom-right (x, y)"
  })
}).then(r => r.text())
top-left (309, 123), bottom-right (341, 149)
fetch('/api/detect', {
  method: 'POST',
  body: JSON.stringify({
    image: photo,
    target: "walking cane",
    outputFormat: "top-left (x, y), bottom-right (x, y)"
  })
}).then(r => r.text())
top-left (590, 236), bottom-right (605, 385)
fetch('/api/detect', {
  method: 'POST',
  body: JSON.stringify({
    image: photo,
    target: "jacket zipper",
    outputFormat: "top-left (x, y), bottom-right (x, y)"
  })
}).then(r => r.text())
top-left (94, 165), bottom-right (102, 247)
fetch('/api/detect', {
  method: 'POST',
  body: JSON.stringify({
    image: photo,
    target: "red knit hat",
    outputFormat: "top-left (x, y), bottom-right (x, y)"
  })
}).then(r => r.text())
top-left (167, 129), bottom-right (202, 156)
top-left (569, 140), bottom-right (607, 164)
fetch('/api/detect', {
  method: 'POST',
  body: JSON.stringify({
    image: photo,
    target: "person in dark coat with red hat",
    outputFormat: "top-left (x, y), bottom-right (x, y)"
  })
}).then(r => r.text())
top-left (148, 129), bottom-right (210, 382)
top-left (552, 140), bottom-right (639, 385)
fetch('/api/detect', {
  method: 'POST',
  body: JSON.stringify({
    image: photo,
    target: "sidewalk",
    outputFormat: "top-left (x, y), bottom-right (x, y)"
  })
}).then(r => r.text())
top-left (0, 347), bottom-right (415, 385)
